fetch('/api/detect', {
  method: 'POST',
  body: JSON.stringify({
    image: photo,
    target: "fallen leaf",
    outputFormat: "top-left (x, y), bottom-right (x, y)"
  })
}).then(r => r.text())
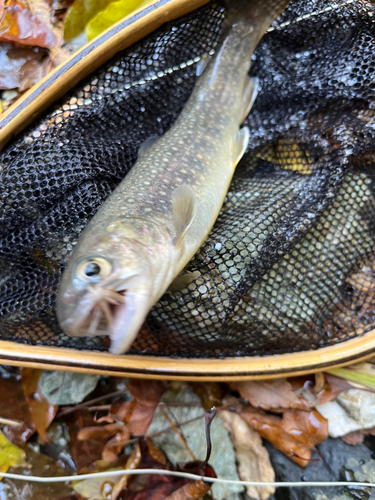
top-left (39, 371), bottom-right (100, 405)
top-left (192, 383), bottom-right (224, 411)
top-left (6, 446), bottom-right (73, 499)
top-left (0, 373), bottom-right (35, 445)
top-left (327, 367), bottom-right (375, 391)
top-left (219, 410), bottom-right (275, 500)
top-left (0, 430), bottom-right (26, 475)
top-left (314, 373), bottom-right (355, 405)
top-left (111, 443), bottom-right (142, 500)
top-left (163, 478), bottom-right (212, 500)
top-left (0, 42), bottom-right (53, 92)
top-left (233, 379), bottom-right (311, 411)
top-left (241, 406), bottom-right (328, 467)
top-left (85, 0), bottom-right (152, 41)
top-left (72, 449), bottom-right (141, 500)
top-left (110, 380), bottom-right (167, 436)
top-left (0, 0), bottom-right (56, 48)
top-left (147, 387), bottom-right (242, 500)
top-left (20, 368), bottom-right (58, 442)
top-left (77, 421), bottom-right (131, 463)
top-left (64, 410), bottom-right (109, 471)
top-left (63, 0), bottom-right (113, 40)
top-left (341, 431), bottom-right (364, 446)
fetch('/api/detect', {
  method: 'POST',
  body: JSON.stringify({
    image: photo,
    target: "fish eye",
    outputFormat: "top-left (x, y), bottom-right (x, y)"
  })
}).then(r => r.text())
top-left (75, 257), bottom-right (112, 281)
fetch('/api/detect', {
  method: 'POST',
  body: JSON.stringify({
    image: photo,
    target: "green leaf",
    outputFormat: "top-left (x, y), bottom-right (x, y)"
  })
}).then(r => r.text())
top-left (327, 367), bottom-right (375, 391)
top-left (38, 371), bottom-right (100, 405)
top-left (86, 0), bottom-right (153, 41)
top-left (0, 430), bottom-right (26, 475)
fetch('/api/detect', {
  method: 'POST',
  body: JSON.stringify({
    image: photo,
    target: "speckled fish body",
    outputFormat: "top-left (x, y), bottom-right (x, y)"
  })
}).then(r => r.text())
top-left (57, 0), bottom-right (290, 354)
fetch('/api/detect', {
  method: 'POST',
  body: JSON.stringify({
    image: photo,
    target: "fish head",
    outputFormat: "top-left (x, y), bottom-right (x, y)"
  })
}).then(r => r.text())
top-left (56, 216), bottom-right (173, 354)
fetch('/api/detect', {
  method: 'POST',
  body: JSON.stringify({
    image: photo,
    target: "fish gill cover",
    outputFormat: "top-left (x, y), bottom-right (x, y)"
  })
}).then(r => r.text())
top-left (0, 0), bottom-right (374, 358)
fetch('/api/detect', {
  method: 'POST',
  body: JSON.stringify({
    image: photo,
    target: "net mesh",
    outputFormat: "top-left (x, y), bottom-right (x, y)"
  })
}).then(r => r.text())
top-left (1, 0), bottom-right (375, 358)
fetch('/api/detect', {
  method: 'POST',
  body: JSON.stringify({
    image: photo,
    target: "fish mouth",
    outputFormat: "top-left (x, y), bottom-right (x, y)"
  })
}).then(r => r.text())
top-left (63, 280), bottom-right (151, 355)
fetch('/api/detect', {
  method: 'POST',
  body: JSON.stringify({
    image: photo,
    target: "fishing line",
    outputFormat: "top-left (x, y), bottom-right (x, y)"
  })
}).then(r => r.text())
top-left (0, 468), bottom-right (373, 488)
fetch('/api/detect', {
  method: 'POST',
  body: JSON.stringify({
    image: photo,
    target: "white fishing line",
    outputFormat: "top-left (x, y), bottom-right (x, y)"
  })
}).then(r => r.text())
top-left (0, 468), bottom-right (373, 489)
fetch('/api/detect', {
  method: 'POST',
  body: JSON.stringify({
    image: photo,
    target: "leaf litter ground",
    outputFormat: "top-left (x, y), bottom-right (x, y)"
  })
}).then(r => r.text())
top-left (0, 365), bottom-right (375, 499)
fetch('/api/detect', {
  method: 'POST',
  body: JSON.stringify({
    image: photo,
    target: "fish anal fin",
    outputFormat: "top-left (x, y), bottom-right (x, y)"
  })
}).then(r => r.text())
top-left (172, 184), bottom-right (197, 246)
top-left (241, 76), bottom-right (259, 123)
top-left (232, 127), bottom-right (250, 168)
top-left (168, 270), bottom-right (200, 293)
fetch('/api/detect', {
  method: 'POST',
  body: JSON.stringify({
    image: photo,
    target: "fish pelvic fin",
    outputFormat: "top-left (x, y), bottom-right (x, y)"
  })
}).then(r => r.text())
top-left (223, 0), bottom-right (291, 41)
top-left (232, 127), bottom-right (250, 169)
top-left (172, 184), bottom-right (197, 247)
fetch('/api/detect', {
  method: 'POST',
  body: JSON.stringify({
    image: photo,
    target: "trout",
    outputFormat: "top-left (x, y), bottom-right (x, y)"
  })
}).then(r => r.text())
top-left (57, 0), bottom-right (290, 354)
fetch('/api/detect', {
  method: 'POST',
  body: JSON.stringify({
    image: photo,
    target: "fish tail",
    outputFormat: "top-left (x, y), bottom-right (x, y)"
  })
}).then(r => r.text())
top-left (223, 0), bottom-right (290, 45)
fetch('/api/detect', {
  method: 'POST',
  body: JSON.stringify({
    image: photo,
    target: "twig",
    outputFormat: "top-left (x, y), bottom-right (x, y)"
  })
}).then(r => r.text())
top-left (88, 405), bottom-right (111, 412)
top-left (158, 405), bottom-right (196, 461)
top-left (148, 414), bottom-right (205, 440)
top-left (57, 389), bottom-right (128, 417)
top-left (0, 417), bottom-right (22, 427)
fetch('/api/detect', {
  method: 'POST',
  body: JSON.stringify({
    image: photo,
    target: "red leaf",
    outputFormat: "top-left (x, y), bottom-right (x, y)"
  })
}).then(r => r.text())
top-left (0, 0), bottom-right (56, 48)
top-left (20, 367), bottom-right (58, 442)
top-left (110, 380), bottom-right (167, 436)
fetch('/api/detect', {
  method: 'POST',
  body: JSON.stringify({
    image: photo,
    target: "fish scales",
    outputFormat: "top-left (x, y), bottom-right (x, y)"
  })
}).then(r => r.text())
top-left (57, 0), bottom-right (291, 354)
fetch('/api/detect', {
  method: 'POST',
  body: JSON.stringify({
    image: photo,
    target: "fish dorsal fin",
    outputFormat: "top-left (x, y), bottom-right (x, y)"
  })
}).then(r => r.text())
top-left (232, 127), bottom-right (250, 168)
top-left (138, 135), bottom-right (159, 157)
top-left (172, 185), bottom-right (197, 247)
top-left (241, 77), bottom-right (259, 124)
top-left (168, 270), bottom-right (200, 293)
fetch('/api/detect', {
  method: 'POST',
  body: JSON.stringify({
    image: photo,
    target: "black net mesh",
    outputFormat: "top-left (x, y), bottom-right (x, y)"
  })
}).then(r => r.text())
top-left (1, 0), bottom-right (375, 358)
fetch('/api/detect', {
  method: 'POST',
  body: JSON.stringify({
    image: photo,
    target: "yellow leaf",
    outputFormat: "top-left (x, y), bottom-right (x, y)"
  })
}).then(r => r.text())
top-left (85, 0), bottom-right (153, 41)
top-left (0, 431), bottom-right (26, 477)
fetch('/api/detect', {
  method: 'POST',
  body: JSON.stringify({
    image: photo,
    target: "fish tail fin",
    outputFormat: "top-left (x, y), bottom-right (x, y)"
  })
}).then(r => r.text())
top-left (223, 0), bottom-right (290, 43)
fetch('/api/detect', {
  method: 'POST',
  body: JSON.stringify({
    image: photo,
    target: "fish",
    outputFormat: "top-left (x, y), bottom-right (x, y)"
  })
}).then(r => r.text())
top-left (56, 0), bottom-right (291, 355)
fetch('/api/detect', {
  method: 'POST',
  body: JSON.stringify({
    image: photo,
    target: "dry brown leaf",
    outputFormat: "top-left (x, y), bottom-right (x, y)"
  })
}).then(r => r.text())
top-left (340, 431), bottom-right (364, 446)
top-left (163, 480), bottom-right (212, 500)
top-left (110, 443), bottom-right (142, 500)
top-left (314, 373), bottom-right (354, 405)
top-left (192, 382), bottom-right (224, 411)
top-left (64, 410), bottom-right (109, 471)
top-left (20, 367), bottom-right (58, 442)
top-left (241, 406), bottom-right (328, 467)
top-left (0, 42), bottom-right (51, 90)
top-left (110, 380), bottom-right (167, 436)
top-left (0, 0), bottom-right (56, 48)
top-left (233, 379), bottom-right (311, 411)
top-left (219, 410), bottom-right (275, 500)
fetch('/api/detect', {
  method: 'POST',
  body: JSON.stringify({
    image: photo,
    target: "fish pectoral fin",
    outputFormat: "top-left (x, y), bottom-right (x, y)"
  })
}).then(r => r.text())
top-left (196, 55), bottom-right (209, 76)
top-left (232, 127), bottom-right (250, 168)
top-left (138, 134), bottom-right (159, 157)
top-left (172, 184), bottom-right (197, 247)
top-left (168, 270), bottom-right (200, 293)
top-left (241, 76), bottom-right (259, 123)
